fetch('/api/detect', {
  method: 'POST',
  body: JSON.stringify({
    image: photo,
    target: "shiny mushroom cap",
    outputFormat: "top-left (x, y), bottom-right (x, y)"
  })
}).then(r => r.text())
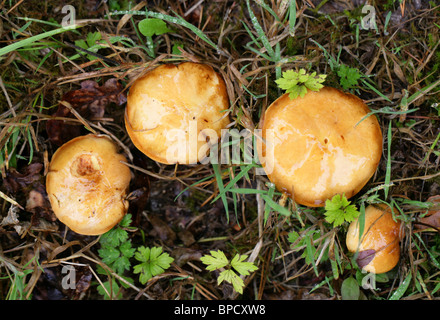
top-left (346, 204), bottom-right (403, 274)
top-left (46, 134), bottom-right (131, 235)
top-left (258, 87), bottom-right (382, 207)
top-left (125, 62), bottom-right (230, 165)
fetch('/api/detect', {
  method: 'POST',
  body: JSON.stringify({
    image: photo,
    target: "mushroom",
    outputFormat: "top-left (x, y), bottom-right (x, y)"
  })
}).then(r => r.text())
top-left (258, 87), bottom-right (382, 207)
top-left (125, 62), bottom-right (230, 165)
top-left (46, 134), bottom-right (131, 235)
top-left (346, 204), bottom-right (403, 274)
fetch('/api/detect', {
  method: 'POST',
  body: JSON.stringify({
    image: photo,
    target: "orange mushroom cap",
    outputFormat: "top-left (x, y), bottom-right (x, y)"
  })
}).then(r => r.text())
top-left (125, 62), bottom-right (230, 165)
top-left (258, 87), bottom-right (382, 207)
top-left (46, 134), bottom-right (131, 235)
top-left (346, 204), bottom-right (403, 274)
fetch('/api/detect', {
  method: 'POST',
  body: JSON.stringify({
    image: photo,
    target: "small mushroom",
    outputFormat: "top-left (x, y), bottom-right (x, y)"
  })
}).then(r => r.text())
top-left (258, 87), bottom-right (382, 207)
top-left (346, 204), bottom-right (403, 274)
top-left (46, 134), bottom-right (131, 235)
top-left (125, 62), bottom-right (230, 165)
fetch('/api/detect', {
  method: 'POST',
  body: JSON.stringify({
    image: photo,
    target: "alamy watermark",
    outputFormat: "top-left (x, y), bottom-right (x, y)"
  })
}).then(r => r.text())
top-left (61, 265), bottom-right (76, 290)
top-left (361, 5), bottom-right (377, 31)
top-left (61, 5), bottom-right (76, 27)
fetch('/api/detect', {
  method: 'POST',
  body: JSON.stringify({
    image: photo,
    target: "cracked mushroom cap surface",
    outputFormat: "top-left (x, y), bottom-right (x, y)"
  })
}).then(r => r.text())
top-left (46, 134), bottom-right (131, 235)
top-left (125, 62), bottom-right (230, 165)
top-left (258, 87), bottom-right (383, 207)
top-left (346, 204), bottom-right (403, 274)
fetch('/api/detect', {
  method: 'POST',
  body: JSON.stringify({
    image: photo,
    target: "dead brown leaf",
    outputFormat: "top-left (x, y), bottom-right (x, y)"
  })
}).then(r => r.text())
top-left (415, 195), bottom-right (440, 231)
top-left (46, 78), bottom-right (126, 146)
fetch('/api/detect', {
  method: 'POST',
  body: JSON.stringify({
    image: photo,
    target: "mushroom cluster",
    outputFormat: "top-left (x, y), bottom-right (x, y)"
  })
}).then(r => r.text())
top-left (46, 134), bottom-right (131, 235)
top-left (258, 87), bottom-right (383, 207)
top-left (45, 62), bottom-right (231, 235)
top-left (346, 204), bottom-right (403, 274)
top-left (125, 62), bottom-right (230, 165)
top-left (45, 65), bottom-right (394, 277)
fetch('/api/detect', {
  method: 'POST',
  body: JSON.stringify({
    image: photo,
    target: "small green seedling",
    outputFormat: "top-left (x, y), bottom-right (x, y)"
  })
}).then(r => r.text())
top-left (200, 250), bottom-right (258, 294)
top-left (275, 69), bottom-right (327, 99)
top-left (133, 246), bottom-right (174, 285)
top-left (96, 214), bottom-right (136, 299)
top-left (98, 214), bottom-right (135, 274)
top-left (324, 194), bottom-right (360, 227)
top-left (337, 65), bottom-right (363, 90)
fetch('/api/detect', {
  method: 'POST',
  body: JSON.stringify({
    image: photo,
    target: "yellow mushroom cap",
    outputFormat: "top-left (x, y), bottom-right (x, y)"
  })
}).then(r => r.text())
top-left (258, 87), bottom-right (382, 207)
top-left (346, 204), bottom-right (403, 274)
top-left (46, 134), bottom-right (131, 235)
top-left (125, 62), bottom-right (230, 165)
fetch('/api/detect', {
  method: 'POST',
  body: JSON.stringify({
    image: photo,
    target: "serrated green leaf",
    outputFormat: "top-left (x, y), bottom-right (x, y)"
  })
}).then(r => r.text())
top-left (217, 269), bottom-right (245, 294)
top-left (201, 250), bottom-right (257, 294)
top-left (74, 39), bottom-right (88, 50)
top-left (119, 241), bottom-right (135, 258)
top-left (135, 246), bottom-right (150, 262)
top-left (230, 274), bottom-right (245, 294)
top-left (277, 68), bottom-right (327, 100)
top-left (133, 246), bottom-right (174, 284)
top-left (217, 269), bottom-right (234, 285)
top-left (112, 256), bottom-right (131, 274)
top-left (200, 250), bottom-right (229, 271)
top-left (324, 194), bottom-right (360, 227)
top-left (155, 251), bottom-right (174, 269)
top-left (99, 246), bottom-right (120, 265)
top-left (298, 85), bottom-right (308, 98)
top-left (337, 65), bottom-right (362, 90)
top-left (287, 231), bottom-right (300, 244)
top-left (119, 214), bottom-right (132, 228)
top-left (97, 279), bottom-right (122, 300)
top-left (86, 31), bottom-right (102, 47)
top-left (149, 246), bottom-right (163, 260)
top-left (100, 227), bottom-right (128, 247)
top-left (230, 254), bottom-right (258, 276)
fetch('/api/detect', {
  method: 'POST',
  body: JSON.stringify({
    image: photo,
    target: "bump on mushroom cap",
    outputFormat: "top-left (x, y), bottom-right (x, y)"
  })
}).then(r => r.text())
top-left (125, 62), bottom-right (230, 165)
top-left (346, 204), bottom-right (403, 274)
top-left (46, 134), bottom-right (131, 235)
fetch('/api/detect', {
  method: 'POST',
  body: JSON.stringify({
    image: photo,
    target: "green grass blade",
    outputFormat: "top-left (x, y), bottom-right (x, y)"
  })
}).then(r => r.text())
top-left (0, 24), bottom-right (83, 58)
top-left (305, 236), bottom-right (319, 276)
top-left (360, 78), bottom-right (392, 102)
top-left (246, 0), bottom-right (275, 59)
top-left (108, 9), bottom-right (219, 50)
top-left (384, 121), bottom-right (392, 199)
top-left (145, 10), bottom-right (218, 50)
top-left (289, 0), bottom-right (297, 36)
top-left (389, 271), bottom-right (412, 300)
top-left (254, 0), bottom-right (281, 22)
top-left (212, 163), bottom-right (230, 222)
top-left (210, 164), bottom-right (256, 203)
top-left (261, 194), bottom-right (291, 217)
top-left (174, 173), bottom-right (215, 201)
